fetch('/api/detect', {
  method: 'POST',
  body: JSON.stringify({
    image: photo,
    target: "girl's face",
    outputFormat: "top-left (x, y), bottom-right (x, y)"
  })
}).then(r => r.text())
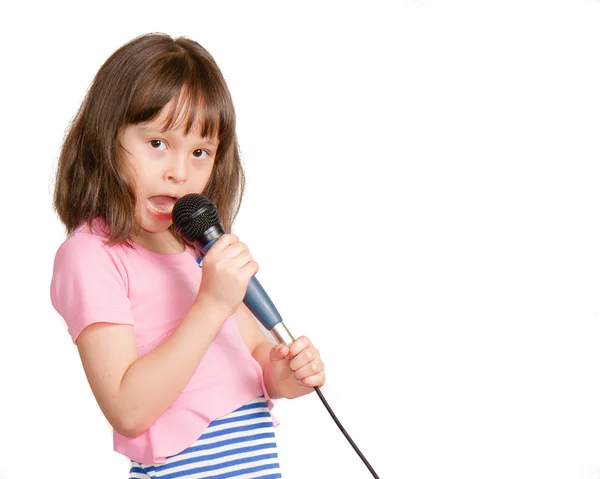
top-left (118, 101), bottom-right (219, 244)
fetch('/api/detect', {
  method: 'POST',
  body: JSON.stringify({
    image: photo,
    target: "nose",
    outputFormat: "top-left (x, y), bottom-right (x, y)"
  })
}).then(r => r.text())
top-left (164, 154), bottom-right (187, 184)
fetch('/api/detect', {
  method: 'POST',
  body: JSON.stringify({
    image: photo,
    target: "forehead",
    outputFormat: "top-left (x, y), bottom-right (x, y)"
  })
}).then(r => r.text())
top-left (141, 94), bottom-right (219, 141)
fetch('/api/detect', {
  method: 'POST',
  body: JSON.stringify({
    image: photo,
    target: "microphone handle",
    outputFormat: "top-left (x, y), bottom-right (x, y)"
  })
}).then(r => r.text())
top-left (197, 238), bottom-right (295, 345)
top-left (245, 276), bottom-right (295, 346)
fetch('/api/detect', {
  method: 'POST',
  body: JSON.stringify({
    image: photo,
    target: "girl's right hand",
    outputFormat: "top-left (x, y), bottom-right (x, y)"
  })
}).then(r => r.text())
top-left (195, 234), bottom-right (259, 317)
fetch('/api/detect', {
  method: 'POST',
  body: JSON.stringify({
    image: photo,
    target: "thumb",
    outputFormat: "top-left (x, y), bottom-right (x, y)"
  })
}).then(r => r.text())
top-left (269, 344), bottom-right (289, 362)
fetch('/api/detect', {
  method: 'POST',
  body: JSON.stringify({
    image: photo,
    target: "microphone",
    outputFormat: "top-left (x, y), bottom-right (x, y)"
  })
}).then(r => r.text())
top-left (172, 193), bottom-right (295, 346)
top-left (173, 194), bottom-right (381, 478)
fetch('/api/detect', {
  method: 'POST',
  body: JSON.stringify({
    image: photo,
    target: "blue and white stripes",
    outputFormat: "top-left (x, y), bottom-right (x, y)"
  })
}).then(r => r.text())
top-left (129, 397), bottom-right (281, 479)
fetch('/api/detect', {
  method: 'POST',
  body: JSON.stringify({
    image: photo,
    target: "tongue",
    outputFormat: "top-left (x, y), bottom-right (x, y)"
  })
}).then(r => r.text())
top-left (148, 196), bottom-right (176, 213)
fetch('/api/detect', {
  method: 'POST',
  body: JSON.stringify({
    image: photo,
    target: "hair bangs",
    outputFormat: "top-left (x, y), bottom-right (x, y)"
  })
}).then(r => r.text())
top-left (127, 53), bottom-right (229, 143)
top-left (160, 84), bottom-right (221, 140)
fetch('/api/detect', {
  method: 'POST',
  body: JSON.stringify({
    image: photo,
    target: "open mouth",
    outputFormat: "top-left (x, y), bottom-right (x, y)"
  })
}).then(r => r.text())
top-left (147, 196), bottom-right (177, 215)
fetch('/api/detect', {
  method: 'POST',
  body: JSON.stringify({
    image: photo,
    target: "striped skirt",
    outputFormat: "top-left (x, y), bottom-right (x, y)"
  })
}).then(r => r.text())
top-left (129, 396), bottom-right (282, 479)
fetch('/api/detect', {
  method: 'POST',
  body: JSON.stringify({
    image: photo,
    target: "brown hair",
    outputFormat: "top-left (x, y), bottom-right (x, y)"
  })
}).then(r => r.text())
top-left (53, 33), bottom-right (245, 247)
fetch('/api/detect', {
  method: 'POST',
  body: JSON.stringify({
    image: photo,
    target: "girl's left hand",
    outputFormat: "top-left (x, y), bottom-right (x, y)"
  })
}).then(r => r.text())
top-left (269, 336), bottom-right (325, 391)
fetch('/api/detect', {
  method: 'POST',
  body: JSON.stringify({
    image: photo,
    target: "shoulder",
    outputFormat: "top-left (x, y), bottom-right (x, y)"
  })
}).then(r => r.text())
top-left (50, 220), bottom-right (135, 339)
top-left (54, 220), bottom-right (127, 268)
top-left (51, 220), bottom-right (133, 300)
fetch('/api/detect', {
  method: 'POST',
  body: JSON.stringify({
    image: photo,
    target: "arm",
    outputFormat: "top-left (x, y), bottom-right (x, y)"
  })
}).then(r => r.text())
top-left (61, 233), bottom-right (257, 438)
top-left (235, 303), bottom-right (326, 400)
top-left (76, 296), bottom-right (228, 438)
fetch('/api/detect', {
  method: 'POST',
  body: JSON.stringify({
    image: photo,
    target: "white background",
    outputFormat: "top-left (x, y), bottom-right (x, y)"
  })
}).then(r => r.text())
top-left (2, 0), bottom-right (600, 478)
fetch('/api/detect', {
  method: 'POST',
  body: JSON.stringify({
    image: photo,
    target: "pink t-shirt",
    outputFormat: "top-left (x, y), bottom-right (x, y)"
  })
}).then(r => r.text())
top-left (50, 221), bottom-right (275, 464)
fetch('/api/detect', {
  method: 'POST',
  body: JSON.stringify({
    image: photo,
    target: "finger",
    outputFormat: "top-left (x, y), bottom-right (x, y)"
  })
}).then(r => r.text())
top-left (240, 259), bottom-right (259, 278)
top-left (207, 234), bottom-right (239, 254)
top-left (299, 372), bottom-right (326, 388)
top-left (269, 344), bottom-right (290, 362)
top-left (288, 344), bottom-right (319, 371)
top-left (223, 241), bottom-right (250, 259)
top-left (227, 249), bottom-right (254, 268)
top-left (287, 336), bottom-right (311, 359)
top-left (293, 358), bottom-right (324, 380)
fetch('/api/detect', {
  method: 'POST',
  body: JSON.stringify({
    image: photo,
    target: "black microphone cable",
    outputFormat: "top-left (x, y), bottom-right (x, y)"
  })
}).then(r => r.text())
top-left (172, 193), bottom-right (381, 478)
top-left (313, 385), bottom-right (380, 478)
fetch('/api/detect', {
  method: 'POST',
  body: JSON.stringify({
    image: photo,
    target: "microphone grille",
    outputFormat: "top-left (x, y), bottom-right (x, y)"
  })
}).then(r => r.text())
top-left (172, 194), bottom-right (221, 242)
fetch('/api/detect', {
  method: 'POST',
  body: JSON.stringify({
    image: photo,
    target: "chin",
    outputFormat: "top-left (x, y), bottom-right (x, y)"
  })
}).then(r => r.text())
top-left (137, 212), bottom-right (173, 234)
top-left (144, 220), bottom-right (173, 233)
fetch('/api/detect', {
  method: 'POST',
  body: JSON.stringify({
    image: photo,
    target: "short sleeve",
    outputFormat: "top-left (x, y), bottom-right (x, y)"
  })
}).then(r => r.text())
top-left (50, 233), bottom-right (134, 343)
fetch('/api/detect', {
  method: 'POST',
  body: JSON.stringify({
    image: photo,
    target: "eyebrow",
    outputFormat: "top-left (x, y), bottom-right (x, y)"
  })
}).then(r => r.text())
top-left (138, 125), bottom-right (219, 146)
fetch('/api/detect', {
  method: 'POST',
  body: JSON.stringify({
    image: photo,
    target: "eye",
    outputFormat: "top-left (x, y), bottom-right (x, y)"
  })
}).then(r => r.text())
top-left (193, 149), bottom-right (209, 159)
top-left (150, 139), bottom-right (166, 150)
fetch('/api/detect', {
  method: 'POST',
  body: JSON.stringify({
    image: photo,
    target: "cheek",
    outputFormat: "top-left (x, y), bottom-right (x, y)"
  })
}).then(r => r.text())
top-left (131, 161), bottom-right (160, 193)
top-left (122, 155), bottom-right (145, 188)
top-left (190, 160), bottom-right (215, 182)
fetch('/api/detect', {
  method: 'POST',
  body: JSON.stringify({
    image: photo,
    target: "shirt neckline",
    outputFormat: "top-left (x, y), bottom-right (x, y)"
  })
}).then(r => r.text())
top-left (131, 241), bottom-right (196, 265)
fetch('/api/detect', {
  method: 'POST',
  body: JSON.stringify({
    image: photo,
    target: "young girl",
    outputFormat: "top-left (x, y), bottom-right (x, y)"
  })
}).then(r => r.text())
top-left (50, 33), bottom-right (325, 478)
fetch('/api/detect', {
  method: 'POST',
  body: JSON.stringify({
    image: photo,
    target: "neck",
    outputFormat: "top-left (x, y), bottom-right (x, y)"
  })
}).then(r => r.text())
top-left (131, 227), bottom-right (184, 255)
